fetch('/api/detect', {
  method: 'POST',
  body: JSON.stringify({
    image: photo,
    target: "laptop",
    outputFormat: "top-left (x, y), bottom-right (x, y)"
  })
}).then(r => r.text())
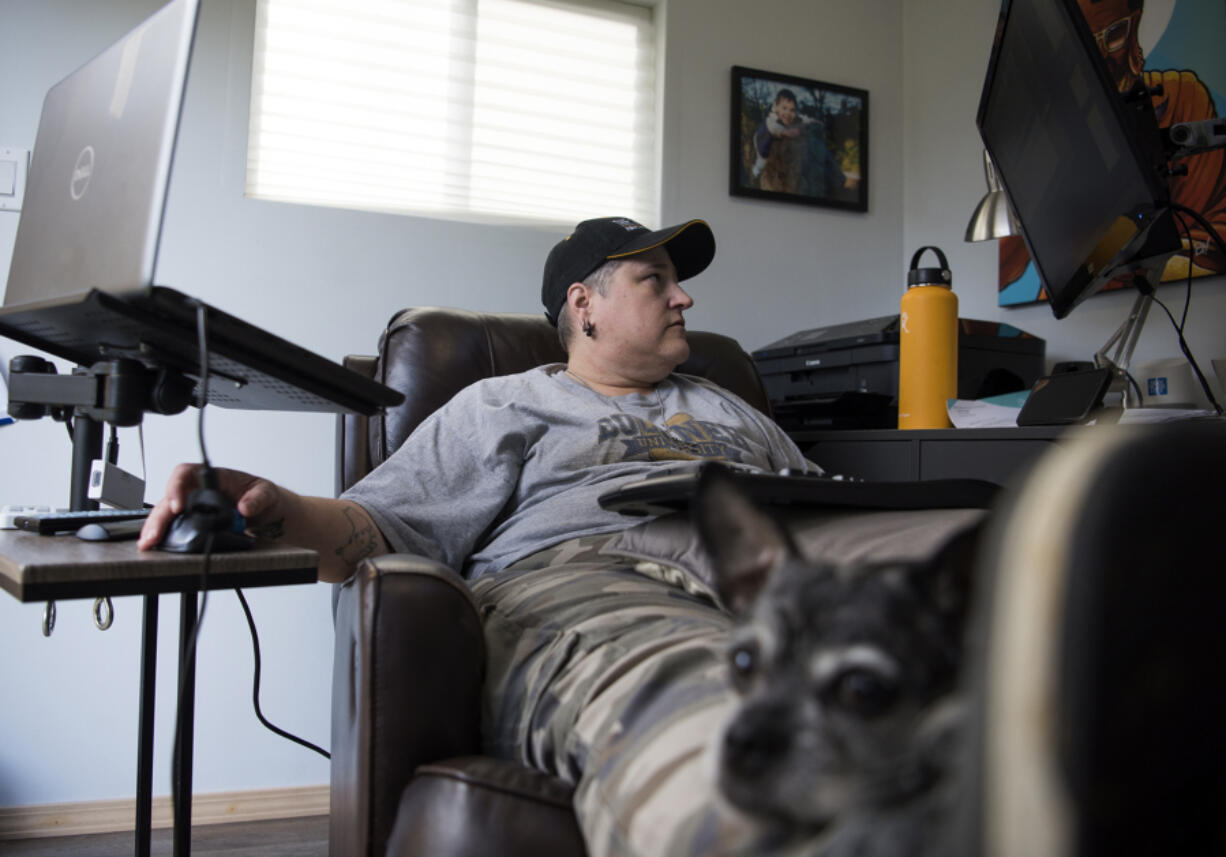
top-left (0, 0), bottom-right (401, 416)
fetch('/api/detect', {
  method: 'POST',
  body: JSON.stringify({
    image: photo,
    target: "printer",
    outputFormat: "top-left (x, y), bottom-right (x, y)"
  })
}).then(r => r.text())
top-left (752, 315), bottom-right (1046, 430)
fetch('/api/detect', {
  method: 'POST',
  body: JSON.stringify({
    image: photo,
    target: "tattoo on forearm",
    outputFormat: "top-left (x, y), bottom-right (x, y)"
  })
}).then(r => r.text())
top-left (335, 506), bottom-right (379, 563)
top-left (249, 518), bottom-right (286, 541)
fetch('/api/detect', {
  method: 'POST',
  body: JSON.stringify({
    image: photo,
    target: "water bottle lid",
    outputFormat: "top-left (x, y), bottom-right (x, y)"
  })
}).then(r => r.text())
top-left (907, 245), bottom-right (952, 288)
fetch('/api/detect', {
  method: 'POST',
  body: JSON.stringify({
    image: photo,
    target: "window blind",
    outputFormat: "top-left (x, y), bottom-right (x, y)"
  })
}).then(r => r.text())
top-left (246, 0), bottom-right (658, 225)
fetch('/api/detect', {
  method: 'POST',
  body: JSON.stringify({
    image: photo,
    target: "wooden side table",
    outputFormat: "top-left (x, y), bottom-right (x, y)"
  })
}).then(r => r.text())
top-left (0, 531), bottom-right (318, 857)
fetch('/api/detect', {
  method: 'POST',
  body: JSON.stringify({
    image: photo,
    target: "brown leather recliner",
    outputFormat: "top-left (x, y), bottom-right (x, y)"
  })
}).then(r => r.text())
top-left (329, 306), bottom-right (773, 857)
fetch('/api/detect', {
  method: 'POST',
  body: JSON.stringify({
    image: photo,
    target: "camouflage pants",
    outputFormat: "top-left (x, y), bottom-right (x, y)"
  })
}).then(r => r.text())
top-left (471, 535), bottom-right (806, 857)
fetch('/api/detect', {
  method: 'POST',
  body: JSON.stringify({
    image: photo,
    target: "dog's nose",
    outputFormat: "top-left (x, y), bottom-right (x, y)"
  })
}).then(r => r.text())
top-left (723, 718), bottom-right (791, 778)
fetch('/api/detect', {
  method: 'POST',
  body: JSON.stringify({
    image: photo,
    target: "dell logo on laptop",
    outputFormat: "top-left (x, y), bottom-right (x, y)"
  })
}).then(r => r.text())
top-left (70, 146), bottom-right (94, 200)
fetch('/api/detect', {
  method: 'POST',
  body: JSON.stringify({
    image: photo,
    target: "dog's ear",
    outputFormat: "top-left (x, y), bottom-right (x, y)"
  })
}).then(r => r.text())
top-left (693, 464), bottom-right (795, 614)
top-left (935, 526), bottom-right (979, 618)
top-left (900, 526), bottom-right (981, 630)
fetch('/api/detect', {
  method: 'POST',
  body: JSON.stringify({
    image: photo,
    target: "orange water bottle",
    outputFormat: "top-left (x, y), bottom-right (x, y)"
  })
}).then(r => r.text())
top-left (898, 246), bottom-right (957, 429)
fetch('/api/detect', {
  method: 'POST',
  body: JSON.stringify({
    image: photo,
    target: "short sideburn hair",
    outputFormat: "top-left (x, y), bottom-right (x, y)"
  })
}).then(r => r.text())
top-left (557, 258), bottom-right (624, 351)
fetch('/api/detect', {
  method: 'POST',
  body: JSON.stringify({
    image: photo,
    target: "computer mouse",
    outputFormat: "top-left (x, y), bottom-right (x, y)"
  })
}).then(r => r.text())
top-left (159, 511), bottom-right (255, 553)
top-left (157, 489), bottom-right (254, 554)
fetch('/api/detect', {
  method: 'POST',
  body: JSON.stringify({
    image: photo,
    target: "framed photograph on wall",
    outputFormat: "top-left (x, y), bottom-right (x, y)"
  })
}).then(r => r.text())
top-left (730, 65), bottom-right (868, 212)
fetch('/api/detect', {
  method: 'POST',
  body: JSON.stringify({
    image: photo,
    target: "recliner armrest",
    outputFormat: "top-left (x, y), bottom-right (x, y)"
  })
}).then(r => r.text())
top-left (330, 554), bottom-right (486, 857)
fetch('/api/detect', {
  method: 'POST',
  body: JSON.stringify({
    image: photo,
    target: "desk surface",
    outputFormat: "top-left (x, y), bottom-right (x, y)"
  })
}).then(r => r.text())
top-left (0, 530), bottom-right (319, 602)
top-left (789, 425), bottom-right (1073, 443)
top-left (789, 424), bottom-right (1075, 484)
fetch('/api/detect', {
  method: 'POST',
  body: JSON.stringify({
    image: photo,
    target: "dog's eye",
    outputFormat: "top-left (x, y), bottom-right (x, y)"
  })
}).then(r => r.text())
top-left (828, 669), bottom-right (897, 718)
top-left (727, 643), bottom-right (758, 690)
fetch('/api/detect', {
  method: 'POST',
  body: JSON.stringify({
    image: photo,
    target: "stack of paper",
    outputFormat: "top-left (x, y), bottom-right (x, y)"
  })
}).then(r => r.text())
top-left (947, 392), bottom-right (1029, 429)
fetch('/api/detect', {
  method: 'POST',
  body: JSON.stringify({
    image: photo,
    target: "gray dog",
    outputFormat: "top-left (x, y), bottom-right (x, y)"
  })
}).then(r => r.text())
top-left (692, 464), bottom-right (975, 856)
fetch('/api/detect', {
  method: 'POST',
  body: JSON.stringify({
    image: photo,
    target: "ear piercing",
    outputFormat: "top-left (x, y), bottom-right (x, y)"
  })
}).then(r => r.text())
top-left (582, 319), bottom-right (594, 337)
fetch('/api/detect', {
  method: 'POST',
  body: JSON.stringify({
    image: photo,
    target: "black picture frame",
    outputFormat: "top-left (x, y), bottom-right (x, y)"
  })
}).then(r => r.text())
top-left (730, 65), bottom-right (869, 212)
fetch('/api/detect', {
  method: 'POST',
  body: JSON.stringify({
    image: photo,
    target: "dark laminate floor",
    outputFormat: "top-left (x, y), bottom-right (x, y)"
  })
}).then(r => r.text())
top-left (0, 815), bottom-right (329, 856)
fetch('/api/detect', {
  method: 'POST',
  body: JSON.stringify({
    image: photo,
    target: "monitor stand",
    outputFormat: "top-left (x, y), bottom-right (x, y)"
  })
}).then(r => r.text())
top-left (1018, 255), bottom-right (1170, 427)
top-left (6, 354), bottom-right (196, 509)
top-left (1095, 288), bottom-right (1155, 409)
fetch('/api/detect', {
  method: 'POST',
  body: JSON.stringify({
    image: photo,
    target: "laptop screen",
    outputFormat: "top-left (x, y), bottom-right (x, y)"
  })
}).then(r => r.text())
top-left (3, 0), bottom-right (199, 309)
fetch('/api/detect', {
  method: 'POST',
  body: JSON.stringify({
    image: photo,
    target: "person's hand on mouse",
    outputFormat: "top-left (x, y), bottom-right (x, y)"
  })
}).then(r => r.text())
top-left (138, 463), bottom-right (286, 551)
top-left (139, 462), bottom-right (389, 581)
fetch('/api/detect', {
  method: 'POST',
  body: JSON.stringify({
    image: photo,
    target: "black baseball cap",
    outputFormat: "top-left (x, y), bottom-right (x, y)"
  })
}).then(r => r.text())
top-left (541, 217), bottom-right (716, 326)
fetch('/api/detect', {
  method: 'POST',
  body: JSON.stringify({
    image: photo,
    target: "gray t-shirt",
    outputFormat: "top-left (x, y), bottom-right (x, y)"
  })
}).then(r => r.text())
top-left (341, 364), bottom-right (813, 580)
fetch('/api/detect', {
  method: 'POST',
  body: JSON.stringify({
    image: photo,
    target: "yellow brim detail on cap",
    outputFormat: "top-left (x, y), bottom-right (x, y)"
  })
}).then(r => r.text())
top-left (604, 219), bottom-right (711, 261)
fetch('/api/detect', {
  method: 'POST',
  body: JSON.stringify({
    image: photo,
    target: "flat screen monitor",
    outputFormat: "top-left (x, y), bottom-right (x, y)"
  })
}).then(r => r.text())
top-left (977, 0), bottom-right (1180, 319)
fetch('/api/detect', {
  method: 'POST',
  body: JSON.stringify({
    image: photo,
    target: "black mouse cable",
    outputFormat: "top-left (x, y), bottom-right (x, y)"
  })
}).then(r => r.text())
top-left (235, 588), bottom-right (330, 759)
top-left (182, 301), bottom-right (329, 761)
top-left (171, 302), bottom-right (217, 828)
top-left (1161, 204), bottom-right (1224, 415)
top-left (192, 302), bottom-right (218, 491)
top-left (170, 534), bottom-right (212, 828)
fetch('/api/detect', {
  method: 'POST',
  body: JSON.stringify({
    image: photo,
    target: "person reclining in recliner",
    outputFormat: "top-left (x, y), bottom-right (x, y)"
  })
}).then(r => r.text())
top-left (139, 215), bottom-right (825, 857)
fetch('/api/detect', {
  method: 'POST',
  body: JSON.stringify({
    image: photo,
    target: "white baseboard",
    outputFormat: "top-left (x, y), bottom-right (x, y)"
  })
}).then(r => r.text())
top-left (0, 784), bottom-right (329, 840)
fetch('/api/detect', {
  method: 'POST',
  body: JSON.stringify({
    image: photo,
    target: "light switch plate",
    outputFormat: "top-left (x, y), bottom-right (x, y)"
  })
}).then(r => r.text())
top-left (0, 147), bottom-right (30, 212)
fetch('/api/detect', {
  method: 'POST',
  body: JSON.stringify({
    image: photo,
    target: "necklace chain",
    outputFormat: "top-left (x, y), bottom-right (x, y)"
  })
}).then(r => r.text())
top-left (564, 368), bottom-right (667, 416)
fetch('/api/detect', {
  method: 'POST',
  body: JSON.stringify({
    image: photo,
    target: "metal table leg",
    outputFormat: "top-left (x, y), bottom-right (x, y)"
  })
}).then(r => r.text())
top-left (135, 594), bottom-right (159, 857)
top-left (172, 592), bottom-right (197, 857)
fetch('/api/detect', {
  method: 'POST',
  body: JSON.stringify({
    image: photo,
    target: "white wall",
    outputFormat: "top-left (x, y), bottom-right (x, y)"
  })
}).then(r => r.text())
top-left (1, 0), bottom-right (1222, 810)
top-left (658, 0), bottom-right (906, 349)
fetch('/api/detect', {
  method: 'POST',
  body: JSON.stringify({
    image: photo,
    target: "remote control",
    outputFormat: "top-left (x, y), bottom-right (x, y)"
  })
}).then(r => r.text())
top-left (15, 508), bottom-right (151, 535)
